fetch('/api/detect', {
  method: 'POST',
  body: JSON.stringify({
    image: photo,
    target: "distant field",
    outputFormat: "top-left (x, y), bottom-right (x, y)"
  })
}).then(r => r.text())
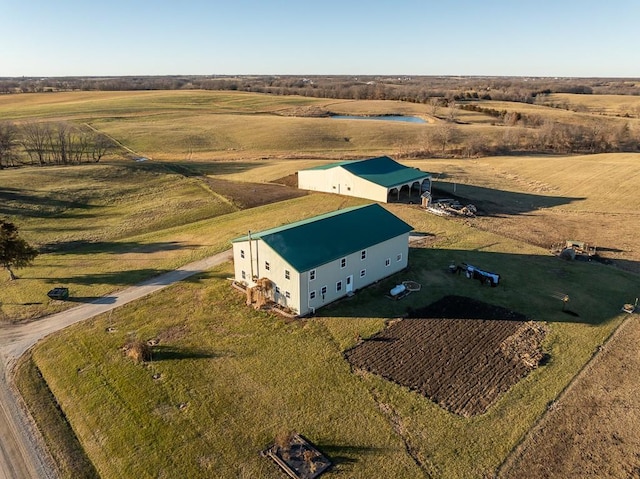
top-left (0, 90), bottom-right (516, 161)
top-left (542, 92), bottom-right (640, 117)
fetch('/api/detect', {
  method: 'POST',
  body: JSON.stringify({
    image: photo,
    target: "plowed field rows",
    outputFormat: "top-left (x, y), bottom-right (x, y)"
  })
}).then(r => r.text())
top-left (345, 296), bottom-right (540, 417)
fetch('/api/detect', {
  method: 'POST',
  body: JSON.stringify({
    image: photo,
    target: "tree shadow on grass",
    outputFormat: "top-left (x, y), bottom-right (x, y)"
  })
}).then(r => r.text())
top-left (37, 269), bottom-right (172, 286)
top-left (40, 240), bottom-right (195, 255)
top-left (0, 187), bottom-right (96, 218)
top-left (150, 345), bottom-right (217, 361)
top-left (131, 159), bottom-right (264, 177)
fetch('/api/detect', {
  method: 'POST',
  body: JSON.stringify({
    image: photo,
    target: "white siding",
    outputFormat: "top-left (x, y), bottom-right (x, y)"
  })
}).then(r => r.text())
top-left (233, 234), bottom-right (410, 316)
top-left (233, 239), bottom-right (302, 314)
top-left (298, 167), bottom-right (389, 203)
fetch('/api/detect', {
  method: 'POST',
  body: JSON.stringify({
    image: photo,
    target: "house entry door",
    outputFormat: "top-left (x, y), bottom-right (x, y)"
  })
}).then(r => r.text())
top-left (346, 275), bottom-right (353, 294)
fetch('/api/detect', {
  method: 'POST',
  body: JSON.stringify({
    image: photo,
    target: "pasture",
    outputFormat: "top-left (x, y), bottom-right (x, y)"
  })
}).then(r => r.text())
top-left (2, 90), bottom-right (639, 478)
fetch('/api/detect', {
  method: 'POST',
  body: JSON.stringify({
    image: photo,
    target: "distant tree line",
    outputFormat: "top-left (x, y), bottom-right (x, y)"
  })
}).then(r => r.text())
top-left (395, 116), bottom-right (636, 160)
top-left (1, 75), bottom-right (638, 102)
top-left (0, 121), bottom-right (115, 169)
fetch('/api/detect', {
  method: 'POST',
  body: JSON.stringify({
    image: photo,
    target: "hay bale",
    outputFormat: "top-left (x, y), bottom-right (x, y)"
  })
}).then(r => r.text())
top-left (123, 340), bottom-right (152, 363)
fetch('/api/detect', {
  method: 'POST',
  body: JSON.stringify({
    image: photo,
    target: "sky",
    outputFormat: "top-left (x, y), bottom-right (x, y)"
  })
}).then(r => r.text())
top-left (1, 0), bottom-right (639, 78)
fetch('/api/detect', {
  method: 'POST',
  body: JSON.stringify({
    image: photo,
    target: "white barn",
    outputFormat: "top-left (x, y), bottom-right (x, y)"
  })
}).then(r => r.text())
top-left (298, 156), bottom-right (431, 203)
top-left (232, 204), bottom-right (413, 316)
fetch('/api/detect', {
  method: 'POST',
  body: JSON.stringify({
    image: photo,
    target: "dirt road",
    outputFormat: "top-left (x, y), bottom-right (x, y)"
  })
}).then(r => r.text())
top-left (0, 250), bottom-right (232, 479)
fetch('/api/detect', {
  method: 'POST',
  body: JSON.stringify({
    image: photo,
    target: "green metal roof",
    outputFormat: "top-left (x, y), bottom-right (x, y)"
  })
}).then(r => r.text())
top-left (305, 160), bottom-right (354, 171)
top-left (341, 156), bottom-right (430, 188)
top-left (232, 204), bottom-right (413, 272)
top-left (302, 156), bottom-right (430, 188)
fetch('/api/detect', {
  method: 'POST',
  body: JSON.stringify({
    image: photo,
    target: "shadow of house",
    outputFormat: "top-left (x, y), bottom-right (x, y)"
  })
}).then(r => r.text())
top-left (315, 248), bottom-right (638, 326)
top-left (431, 183), bottom-right (585, 216)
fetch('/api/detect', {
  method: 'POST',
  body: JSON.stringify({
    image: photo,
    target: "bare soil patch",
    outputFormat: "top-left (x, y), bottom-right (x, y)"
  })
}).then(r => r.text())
top-left (345, 296), bottom-right (547, 417)
top-left (202, 177), bottom-right (306, 209)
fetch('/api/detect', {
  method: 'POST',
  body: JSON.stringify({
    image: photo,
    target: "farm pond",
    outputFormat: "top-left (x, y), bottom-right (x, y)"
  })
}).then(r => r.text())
top-left (344, 296), bottom-right (548, 417)
top-left (330, 114), bottom-right (426, 123)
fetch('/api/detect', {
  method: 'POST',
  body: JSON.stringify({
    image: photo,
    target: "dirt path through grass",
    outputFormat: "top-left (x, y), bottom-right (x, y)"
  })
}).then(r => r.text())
top-left (0, 249), bottom-right (232, 479)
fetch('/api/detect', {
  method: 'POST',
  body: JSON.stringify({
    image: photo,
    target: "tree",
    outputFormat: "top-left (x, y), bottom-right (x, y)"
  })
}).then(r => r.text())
top-left (21, 121), bottom-right (51, 165)
top-left (0, 220), bottom-right (38, 280)
top-left (0, 121), bottom-right (19, 169)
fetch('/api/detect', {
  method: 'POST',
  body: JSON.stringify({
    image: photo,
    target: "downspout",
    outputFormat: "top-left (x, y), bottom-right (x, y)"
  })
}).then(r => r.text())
top-left (248, 230), bottom-right (254, 281)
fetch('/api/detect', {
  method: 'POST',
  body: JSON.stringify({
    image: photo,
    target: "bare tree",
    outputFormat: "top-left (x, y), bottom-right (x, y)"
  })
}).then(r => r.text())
top-left (21, 121), bottom-right (51, 165)
top-left (90, 132), bottom-right (113, 162)
top-left (434, 122), bottom-right (458, 154)
top-left (428, 97), bottom-right (441, 117)
top-left (0, 121), bottom-right (19, 168)
top-left (446, 100), bottom-right (458, 123)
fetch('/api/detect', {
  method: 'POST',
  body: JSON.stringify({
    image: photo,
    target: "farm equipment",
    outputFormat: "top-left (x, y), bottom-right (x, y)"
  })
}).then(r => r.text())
top-left (47, 286), bottom-right (69, 300)
top-left (461, 263), bottom-right (500, 287)
top-left (553, 240), bottom-right (597, 261)
top-left (425, 198), bottom-right (477, 217)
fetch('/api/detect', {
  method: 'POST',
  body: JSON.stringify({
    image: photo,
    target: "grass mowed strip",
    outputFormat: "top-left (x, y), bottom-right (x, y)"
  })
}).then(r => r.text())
top-left (31, 263), bottom-right (421, 479)
top-left (13, 353), bottom-right (99, 479)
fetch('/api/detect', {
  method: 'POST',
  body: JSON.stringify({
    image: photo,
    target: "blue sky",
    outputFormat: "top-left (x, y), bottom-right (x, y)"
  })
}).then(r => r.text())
top-left (1, 0), bottom-right (638, 77)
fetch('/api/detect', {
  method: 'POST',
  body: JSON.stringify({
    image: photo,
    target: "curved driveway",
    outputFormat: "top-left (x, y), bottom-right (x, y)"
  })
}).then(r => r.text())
top-left (0, 250), bottom-right (232, 479)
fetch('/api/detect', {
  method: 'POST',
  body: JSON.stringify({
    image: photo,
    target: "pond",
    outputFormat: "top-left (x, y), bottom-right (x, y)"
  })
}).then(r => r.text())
top-left (330, 114), bottom-right (426, 124)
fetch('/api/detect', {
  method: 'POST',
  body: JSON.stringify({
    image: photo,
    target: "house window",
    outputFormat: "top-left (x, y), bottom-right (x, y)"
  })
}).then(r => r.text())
top-left (360, 269), bottom-right (366, 278)
top-left (309, 269), bottom-right (316, 281)
top-left (240, 249), bottom-right (245, 259)
top-left (396, 253), bottom-right (402, 262)
top-left (265, 261), bottom-right (270, 271)
top-left (340, 258), bottom-right (346, 268)
top-left (285, 270), bottom-right (290, 280)
top-left (310, 290), bottom-right (316, 300)
top-left (275, 286), bottom-right (280, 294)
top-left (336, 281), bottom-right (342, 292)
top-left (241, 270), bottom-right (246, 280)
top-left (385, 258), bottom-right (391, 267)
top-left (285, 291), bottom-right (291, 299)
top-left (361, 250), bottom-right (367, 260)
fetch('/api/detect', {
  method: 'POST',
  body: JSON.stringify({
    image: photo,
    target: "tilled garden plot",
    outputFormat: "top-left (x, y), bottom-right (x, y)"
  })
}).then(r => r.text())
top-left (345, 296), bottom-right (547, 417)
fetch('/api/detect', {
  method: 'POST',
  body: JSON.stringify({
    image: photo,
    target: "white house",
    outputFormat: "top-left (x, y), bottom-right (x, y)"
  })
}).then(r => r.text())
top-left (232, 203), bottom-right (413, 316)
top-left (298, 156), bottom-right (431, 203)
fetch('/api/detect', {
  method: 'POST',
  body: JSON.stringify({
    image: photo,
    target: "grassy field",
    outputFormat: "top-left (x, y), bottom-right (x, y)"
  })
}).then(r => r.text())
top-left (541, 92), bottom-right (640, 117)
top-left (25, 201), bottom-right (638, 478)
top-left (2, 91), bottom-right (639, 478)
top-left (0, 161), bottom-right (361, 321)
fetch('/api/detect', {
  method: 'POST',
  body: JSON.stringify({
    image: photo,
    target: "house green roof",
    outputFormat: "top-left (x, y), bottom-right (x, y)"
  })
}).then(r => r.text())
top-left (232, 204), bottom-right (413, 272)
top-left (303, 156), bottom-right (430, 188)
